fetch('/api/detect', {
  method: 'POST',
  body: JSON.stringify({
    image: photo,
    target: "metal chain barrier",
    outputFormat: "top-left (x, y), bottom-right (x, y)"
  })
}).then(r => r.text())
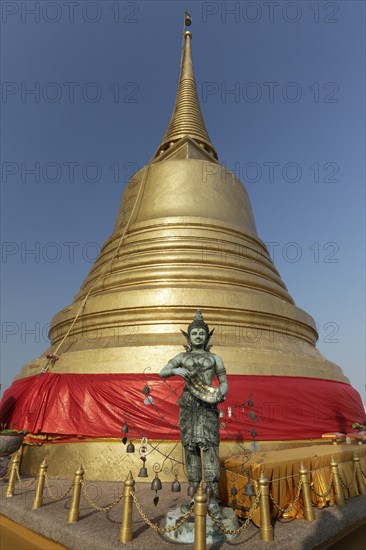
top-left (359, 461), bottom-right (366, 479)
top-left (207, 489), bottom-right (261, 535)
top-left (310, 471), bottom-right (334, 498)
top-left (15, 465), bottom-right (38, 490)
top-left (80, 480), bottom-right (124, 512)
top-left (44, 472), bottom-right (73, 501)
top-left (0, 458), bottom-right (10, 481)
top-left (269, 478), bottom-right (303, 514)
top-left (131, 491), bottom-right (194, 533)
top-left (338, 463), bottom-right (357, 490)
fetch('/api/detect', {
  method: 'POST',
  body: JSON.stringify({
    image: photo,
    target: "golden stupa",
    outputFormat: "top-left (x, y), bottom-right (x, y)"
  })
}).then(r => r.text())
top-left (1, 18), bottom-right (363, 480)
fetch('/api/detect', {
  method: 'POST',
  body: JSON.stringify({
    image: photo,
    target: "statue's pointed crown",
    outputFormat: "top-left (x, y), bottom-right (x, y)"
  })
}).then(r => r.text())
top-left (188, 310), bottom-right (209, 334)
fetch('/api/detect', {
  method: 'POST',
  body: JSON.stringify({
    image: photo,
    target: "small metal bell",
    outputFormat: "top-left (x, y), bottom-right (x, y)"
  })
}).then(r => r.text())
top-left (205, 484), bottom-right (214, 497)
top-left (138, 466), bottom-right (148, 478)
top-left (151, 474), bottom-right (162, 492)
top-left (126, 441), bottom-right (135, 453)
top-left (142, 384), bottom-right (150, 395)
top-left (121, 421), bottom-right (128, 434)
top-left (185, 11), bottom-right (192, 26)
top-left (231, 486), bottom-right (238, 496)
top-left (187, 482), bottom-right (197, 497)
top-left (244, 477), bottom-right (255, 497)
top-left (171, 476), bottom-right (181, 493)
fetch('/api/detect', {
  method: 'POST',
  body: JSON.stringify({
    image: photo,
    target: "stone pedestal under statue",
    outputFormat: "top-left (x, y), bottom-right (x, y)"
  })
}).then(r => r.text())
top-left (164, 506), bottom-right (240, 544)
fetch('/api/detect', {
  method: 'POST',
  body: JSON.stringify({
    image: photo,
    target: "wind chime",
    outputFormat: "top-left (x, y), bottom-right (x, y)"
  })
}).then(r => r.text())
top-left (121, 376), bottom-right (258, 506)
top-left (230, 466), bottom-right (256, 511)
top-left (120, 380), bottom-right (183, 505)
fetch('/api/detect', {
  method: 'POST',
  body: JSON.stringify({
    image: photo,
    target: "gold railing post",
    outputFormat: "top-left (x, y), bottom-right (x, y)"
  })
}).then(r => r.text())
top-left (119, 471), bottom-right (135, 544)
top-left (353, 455), bottom-right (366, 495)
top-left (258, 471), bottom-right (274, 542)
top-left (194, 481), bottom-right (207, 550)
top-left (299, 463), bottom-right (315, 522)
top-left (6, 449), bottom-right (21, 498)
top-left (330, 457), bottom-right (345, 507)
top-left (32, 459), bottom-right (48, 509)
top-left (68, 464), bottom-right (84, 523)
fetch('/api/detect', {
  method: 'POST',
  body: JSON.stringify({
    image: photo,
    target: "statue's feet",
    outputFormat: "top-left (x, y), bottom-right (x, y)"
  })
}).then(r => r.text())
top-left (180, 501), bottom-right (194, 514)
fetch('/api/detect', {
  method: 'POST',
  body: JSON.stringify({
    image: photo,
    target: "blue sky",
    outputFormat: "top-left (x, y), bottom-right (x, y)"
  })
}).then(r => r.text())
top-left (1, 1), bottom-right (365, 403)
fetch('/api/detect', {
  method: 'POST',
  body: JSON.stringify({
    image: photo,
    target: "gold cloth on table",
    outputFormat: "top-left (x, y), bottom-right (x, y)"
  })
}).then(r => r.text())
top-left (220, 444), bottom-right (366, 525)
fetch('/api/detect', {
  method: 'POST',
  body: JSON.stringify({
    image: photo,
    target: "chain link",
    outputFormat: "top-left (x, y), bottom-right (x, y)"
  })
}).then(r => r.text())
top-left (359, 461), bottom-right (366, 479)
top-left (80, 481), bottom-right (124, 512)
top-left (131, 491), bottom-right (194, 533)
top-left (338, 464), bottom-right (358, 490)
top-left (269, 479), bottom-right (303, 514)
top-left (207, 489), bottom-right (261, 535)
top-left (44, 472), bottom-right (72, 501)
top-left (310, 471), bottom-right (334, 498)
top-left (15, 465), bottom-right (38, 489)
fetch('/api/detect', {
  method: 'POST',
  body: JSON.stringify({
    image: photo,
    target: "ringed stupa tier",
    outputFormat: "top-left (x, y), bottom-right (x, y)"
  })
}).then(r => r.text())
top-left (1, 22), bottom-right (364, 479)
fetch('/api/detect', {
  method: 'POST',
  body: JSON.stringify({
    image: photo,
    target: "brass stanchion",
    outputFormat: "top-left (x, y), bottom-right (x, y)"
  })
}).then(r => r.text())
top-left (353, 455), bottom-right (366, 495)
top-left (6, 450), bottom-right (21, 498)
top-left (32, 459), bottom-right (48, 509)
top-left (119, 471), bottom-right (135, 544)
top-left (194, 481), bottom-right (207, 550)
top-left (258, 471), bottom-right (274, 542)
top-left (68, 465), bottom-right (84, 523)
top-left (299, 463), bottom-right (315, 522)
top-left (330, 457), bottom-right (345, 507)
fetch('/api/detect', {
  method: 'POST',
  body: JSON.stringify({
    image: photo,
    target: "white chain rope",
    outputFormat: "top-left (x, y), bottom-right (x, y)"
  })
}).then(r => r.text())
top-left (207, 489), bottom-right (261, 535)
top-left (80, 480), bottom-right (124, 512)
top-left (44, 472), bottom-right (73, 501)
top-left (42, 165), bottom-right (151, 371)
top-left (131, 491), bottom-right (194, 533)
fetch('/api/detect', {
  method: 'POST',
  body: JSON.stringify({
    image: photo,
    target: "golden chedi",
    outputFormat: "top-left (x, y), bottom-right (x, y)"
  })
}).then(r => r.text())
top-left (1, 23), bottom-right (364, 480)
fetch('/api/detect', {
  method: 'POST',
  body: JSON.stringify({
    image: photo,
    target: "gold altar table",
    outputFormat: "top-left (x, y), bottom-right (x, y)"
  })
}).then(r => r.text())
top-left (220, 444), bottom-right (366, 525)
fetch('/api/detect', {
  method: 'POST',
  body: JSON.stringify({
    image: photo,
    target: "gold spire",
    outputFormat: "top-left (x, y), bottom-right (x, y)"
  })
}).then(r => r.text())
top-left (155, 28), bottom-right (218, 159)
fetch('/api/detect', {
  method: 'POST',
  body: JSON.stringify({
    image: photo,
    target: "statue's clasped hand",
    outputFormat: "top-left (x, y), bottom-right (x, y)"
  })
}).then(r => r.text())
top-left (217, 389), bottom-right (226, 403)
top-left (174, 367), bottom-right (191, 380)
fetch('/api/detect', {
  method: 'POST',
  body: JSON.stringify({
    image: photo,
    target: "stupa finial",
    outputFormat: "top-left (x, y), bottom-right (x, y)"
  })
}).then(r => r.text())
top-left (154, 12), bottom-right (217, 159)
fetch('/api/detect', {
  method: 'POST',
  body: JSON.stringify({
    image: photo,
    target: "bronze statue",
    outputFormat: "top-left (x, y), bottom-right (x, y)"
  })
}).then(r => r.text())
top-left (160, 311), bottom-right (228, 515)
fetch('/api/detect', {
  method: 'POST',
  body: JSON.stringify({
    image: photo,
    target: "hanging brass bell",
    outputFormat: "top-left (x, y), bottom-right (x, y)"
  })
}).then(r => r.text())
top-left (126, 441), bottom-right (135, 453)
top-left (121, 421), bottom-right (128, 434)
top-left (171, 476), bottom-right (181, 493)
top-left (205, 484), bottom-right (214, 497)
top-left (187, 482), bottom-right (196, 497)
top-left (151, 474), bottom-right (162, 491)
top-left (244, 478), bottom-right (255, 497)
top-left (138, 466), bottom-right (148, 478)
